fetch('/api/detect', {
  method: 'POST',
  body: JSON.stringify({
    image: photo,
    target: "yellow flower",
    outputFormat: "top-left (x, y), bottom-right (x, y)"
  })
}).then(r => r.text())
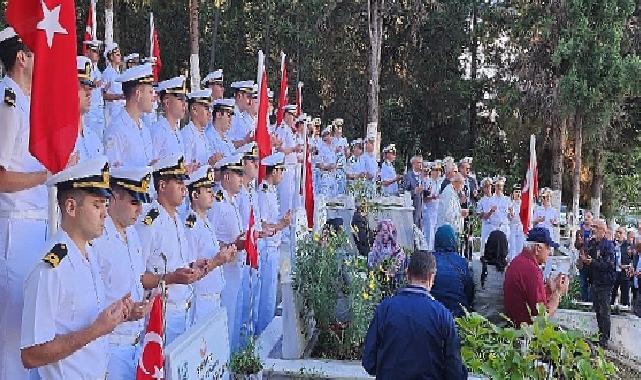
top-left (369, 282), bottom-right (375, 290)
top-left (362, 292), bottom-right (369, 300)
top-left (313, 233), bottom-right (320, 242)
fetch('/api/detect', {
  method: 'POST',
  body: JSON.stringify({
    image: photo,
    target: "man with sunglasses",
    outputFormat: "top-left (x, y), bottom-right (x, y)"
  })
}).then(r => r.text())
top-left (0, 27), bottom-right (50, 380)
top-left (208, 98), bottom-right (237, 160)
top-left (183, 88), bottom-right (219, 168)
top-left (74, 56), bottom-right (104, 163)
top-left (229, 81), bottom-right (256, 149)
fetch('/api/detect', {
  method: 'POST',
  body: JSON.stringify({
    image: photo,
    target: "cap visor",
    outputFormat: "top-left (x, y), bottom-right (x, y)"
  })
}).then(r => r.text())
top-left (129, 191), bottom-right (151, 203)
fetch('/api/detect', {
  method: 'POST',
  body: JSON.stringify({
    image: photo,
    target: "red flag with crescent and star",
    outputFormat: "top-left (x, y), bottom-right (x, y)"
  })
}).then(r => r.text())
top-left (136, 295), bottom-right (164, 380)
top-left (7, 0), bottom-right (79, 174)
top-left (245, 208), bottom-right (259, 269)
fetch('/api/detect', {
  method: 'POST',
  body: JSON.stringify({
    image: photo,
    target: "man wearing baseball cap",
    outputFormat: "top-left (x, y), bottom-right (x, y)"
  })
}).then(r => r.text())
top-left (503, 227), bottom-right (569, 327)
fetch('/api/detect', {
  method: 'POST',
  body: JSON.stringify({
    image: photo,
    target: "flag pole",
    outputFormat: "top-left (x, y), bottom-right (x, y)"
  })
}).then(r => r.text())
top-left (149, 12), bottom-right (154, 59)
top-left (91, 0), bottom-right (97, 40)
top-left (528, 134), bottom-right (535, 230)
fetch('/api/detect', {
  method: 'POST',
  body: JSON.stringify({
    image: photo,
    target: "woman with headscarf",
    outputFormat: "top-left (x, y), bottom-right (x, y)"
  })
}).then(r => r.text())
top-left (368, 219), bottom-right (404, 268)
top-left (430, 225), bottom-right (475, 317)
top-left (472, 229), bottom-right (508, 324)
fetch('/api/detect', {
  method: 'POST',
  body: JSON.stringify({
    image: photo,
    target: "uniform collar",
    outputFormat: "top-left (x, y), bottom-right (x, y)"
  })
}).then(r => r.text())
top-left (54, 229), bottom-right (90, 269)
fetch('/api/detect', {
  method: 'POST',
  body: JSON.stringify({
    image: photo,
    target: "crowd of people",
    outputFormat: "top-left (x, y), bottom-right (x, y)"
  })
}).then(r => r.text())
top-left (0, 29), bottom-right (321, 379)
top-left (2, 19), bottom-right (640, 380)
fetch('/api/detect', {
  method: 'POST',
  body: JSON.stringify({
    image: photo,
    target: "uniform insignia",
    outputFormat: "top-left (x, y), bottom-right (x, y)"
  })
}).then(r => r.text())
top-left (185, 213), bottom-right (197, 229)
top-left (262, 183), bottom-right (269, 193)
top-left (4, 88), bottom-right (16, 107)
top-left (43, 243), bottom-right (68, 268)
top-left (215, 190), bottom-right (224, 202)
top-left (143, 208), bottom-right (160, 226)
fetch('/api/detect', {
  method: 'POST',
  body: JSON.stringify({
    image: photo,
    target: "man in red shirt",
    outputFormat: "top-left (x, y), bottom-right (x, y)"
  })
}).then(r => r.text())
top-left (504, 227), bottom-right (569, 327)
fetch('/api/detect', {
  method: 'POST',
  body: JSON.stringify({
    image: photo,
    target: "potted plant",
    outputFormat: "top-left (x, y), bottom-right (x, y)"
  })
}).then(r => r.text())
top-left (229, 337), bottom-right (263, 380)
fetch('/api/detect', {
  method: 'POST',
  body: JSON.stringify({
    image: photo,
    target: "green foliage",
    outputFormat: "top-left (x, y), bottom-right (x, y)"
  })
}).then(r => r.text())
top-left (293, 230), bottom-right (396, 359)
top-left (457, 306), bottom-right (618, 379)
top-left (229, 337), bottom-right (263, 375)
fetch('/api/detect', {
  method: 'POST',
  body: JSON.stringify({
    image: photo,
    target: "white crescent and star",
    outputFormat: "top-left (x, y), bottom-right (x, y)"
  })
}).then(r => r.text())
top-left (36, 0), bottom-right (68, 48)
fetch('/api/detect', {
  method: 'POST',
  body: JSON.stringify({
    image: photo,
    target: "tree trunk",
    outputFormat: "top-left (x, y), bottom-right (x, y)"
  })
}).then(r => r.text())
top-left (367, 0), bottom-right (383, 126)
top-left (590, 132), bottom-right (604, 218)
top-left (189, 0), bottom-right (201, 90)
top-left (468, 0), bottom-right (478, 154)
top-left (105, 0), bottom-right (114, 45)
top-left (572, 113), bottom-right (582, 226)
top-left (550, 116), bottom-right (567, 191)
top-left (208, 0), bottom-right (222, 71)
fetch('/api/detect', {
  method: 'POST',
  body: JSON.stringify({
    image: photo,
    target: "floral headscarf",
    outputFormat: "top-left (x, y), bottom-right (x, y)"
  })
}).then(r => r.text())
top-left (368, 219), bottom-right (403, 268)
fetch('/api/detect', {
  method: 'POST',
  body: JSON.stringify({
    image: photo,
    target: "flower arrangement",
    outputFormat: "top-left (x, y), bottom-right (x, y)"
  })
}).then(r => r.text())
top-left (229, 337), bottom-right (263, 379)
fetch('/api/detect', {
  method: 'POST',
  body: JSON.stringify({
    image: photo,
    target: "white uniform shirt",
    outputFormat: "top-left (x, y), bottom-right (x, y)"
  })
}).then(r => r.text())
top-left (533, 205), bottom-right (559, 233)
top-left (182, 122), bottom-right (212, 166)
top-left (510, 199), bottom-right (522, 226)
top-left (101, 65), bottom-right (124, 116)
top-left (477, 195), bottom-right (493, 220)
top-left (92, 216), bottom-right (146, 336)
top-left (317, 142), bottom-right (337, 171)
top-left (206, 126), bottom-right (236, 159)
top-left (136, 202), bottom-right (194, 307)
top-left (150, 116), bottom-right (185, 158)
top-left (237, 184), bottom-right (262, 232)
top-left (488, 194), bottom-right (511, 227)
top-left (74, 126), bottom-right (104, 163)
top-left (0, 76), bottom-right (48, 212)
top-left (361, 153), bottom-right (378, 180)
top-left (257, 182), bottom-right (282, 247)
top-left (380, 160), bottom-right (398, 195)
top-left (209, 189), bottom-right (246, 268)
top-left (228, 110), bottom-right (254, 143)
top-left (347, 154), bottom-right (365, 177)
top-left (21, 230), bottom-right (108, 380)
top-left (184, 212), bottom-right (225, 295)
top-left (332, 136), bottom-right (348, 152)
top-left (90, 62), bottom-right (103, 110)
top-left (276, 125), bottom-right (297, 165)
top-left (104, 110), bottom-right (154, 166)
top-left (424, 178), bottom-right (442, 207)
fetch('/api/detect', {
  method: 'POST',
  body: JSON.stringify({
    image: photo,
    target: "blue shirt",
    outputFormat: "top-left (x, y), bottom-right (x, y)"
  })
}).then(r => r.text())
top-left (431, 252), bottom-right (474, 317)
top-left (362, 286), bottom-right (468, 380)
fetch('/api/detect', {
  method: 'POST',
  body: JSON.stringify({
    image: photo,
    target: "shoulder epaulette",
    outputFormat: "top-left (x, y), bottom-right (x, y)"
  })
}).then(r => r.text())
top-left (143, 208), bottom-right (160, 226)
top-left (43, 243), bottom-right (68, 268)
top-left (262, 183), bottom-right (269, 193)
top-left (185, 213), bottom-right (197, 229)
top-left (215, 190), bottom-right (224, 202)
top-left (4, 88), bottom-right (16, 107)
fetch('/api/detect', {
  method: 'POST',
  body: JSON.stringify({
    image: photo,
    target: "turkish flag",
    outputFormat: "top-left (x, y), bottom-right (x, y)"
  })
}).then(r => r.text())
top-left (255, 64), bottom-right (271, 182)
top-left (275, 52), bottom-right (288, 127)
top-left (81, 0), bottom-right (95, 55)
top-left (150, 12), bottom-right (162, 82)
top-left (520, 135), bottom-right (538, 234)
top-left (304, 135), bottom-right (314, 228)
top-left (136, 295), bottom-right (164, 380)
top-left (245, 209), bottom-right (259, 269)
top-left (7, 0), bottom-right (79, 174)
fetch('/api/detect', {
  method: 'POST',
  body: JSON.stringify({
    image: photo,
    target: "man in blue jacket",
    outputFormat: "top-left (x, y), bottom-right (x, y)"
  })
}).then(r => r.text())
top-left (362, 250), bottom-right (468, 379)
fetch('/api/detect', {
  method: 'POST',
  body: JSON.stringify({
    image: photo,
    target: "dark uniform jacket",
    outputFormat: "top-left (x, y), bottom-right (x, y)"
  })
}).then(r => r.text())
top-left (403, 171), bottom-right (423, 227)
top-left (586, 237), bottom-right (616, 287)
top-left (362, 285), bottom-right (468, 380)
